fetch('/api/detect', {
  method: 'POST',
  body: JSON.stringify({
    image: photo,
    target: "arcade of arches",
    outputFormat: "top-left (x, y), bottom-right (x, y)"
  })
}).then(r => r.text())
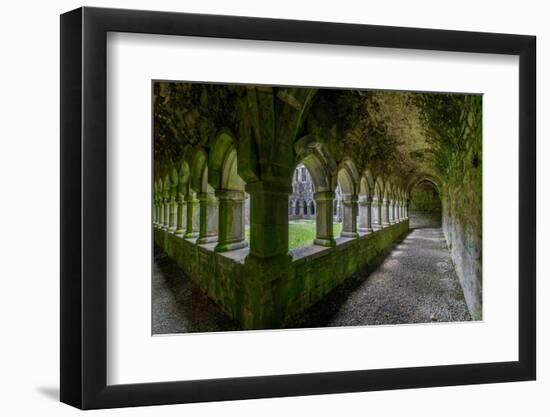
top-left (153, 84), bottom-right (482, 330)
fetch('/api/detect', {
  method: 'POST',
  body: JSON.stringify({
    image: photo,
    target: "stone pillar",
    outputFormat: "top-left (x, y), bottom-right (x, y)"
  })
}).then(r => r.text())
top-left (245, 181), bottom-right (291, 259)
top-left (175, 197), bottom-right (187, 235)
top-left (163, 199), bottom-right (170, 230)
top-left (381, 199), bottom-right (390, 227)
top-left (358, 196), bottom-right (373, 233)
top-left (376, 199), bottom-right (383, 228)
top-left (168, 199), bottom-right (177, 232)
top-left (155, 201), bottom-right (160, 226)
top-left (389, 200), bottom-right (396, 224)
top-left (196, 191), bottom-right (219, 244)
top-left (184, 192), bottom-right (200, 238)
top-left (157, 198), bottom-right (164, 228)
top-left (215, 190), bottom-right (247, 252)
top-left (395, 200), bottom-right (401, 223)
top-left (371, 199), bottom-right (379, 229)
top-left (314, 191), bottom-right (336, 247)
top-left (399, 201), bottom-right (403, 220)
top-left (341, 195), bottom-right (359, 238)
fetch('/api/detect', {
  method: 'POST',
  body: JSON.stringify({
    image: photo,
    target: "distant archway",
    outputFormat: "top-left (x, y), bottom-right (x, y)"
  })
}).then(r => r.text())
top-left (409, 180), bottom-right (442, 228)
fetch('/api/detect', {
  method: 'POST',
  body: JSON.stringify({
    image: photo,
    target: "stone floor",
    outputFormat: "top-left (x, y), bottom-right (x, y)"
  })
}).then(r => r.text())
top-left (152, 249), bottom-right (240, 334)
top-left (152, 227), bottom-right (471, 334)
top-left (326, 227), bottom-right (471, 326)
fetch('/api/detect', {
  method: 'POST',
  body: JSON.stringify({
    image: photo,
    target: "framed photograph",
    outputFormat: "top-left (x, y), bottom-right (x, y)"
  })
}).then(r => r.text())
top-left (60, 6), bottom-right (536, 409)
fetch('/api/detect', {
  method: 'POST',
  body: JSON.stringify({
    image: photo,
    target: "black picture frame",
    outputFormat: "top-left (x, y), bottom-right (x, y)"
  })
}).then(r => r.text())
top-left (60, 6), bottom-right (536, 410)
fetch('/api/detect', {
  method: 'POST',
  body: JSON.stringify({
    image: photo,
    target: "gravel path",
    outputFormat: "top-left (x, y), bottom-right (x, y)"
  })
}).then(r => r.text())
top-left (327, 227), bottom-right (471, 326)
top-left (152, 249), bottom-right (240, 334)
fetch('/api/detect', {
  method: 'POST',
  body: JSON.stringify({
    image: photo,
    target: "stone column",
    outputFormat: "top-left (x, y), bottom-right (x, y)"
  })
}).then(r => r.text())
top-left (341, 195), bottom-right (359, 238)
top-left (371, 199), bottom-right (380, 229)
top-left (314, 191), bottom-right (336, 247)
top-left (215, 190), bottom-right (247, 252)
top-left (163, 198), bottom-right (170, 230)
top-left (376, 199), bottom-right (383, 228)
top-left (245, 181), bottom-right (291, 259)
top-left (398, 200), bottom-right (402, 221)
top-left (158, 200), bottom-right (164, 227)
top-left (358, 196), bottom-right (373, 233)
top-left (184, 192), bottom-right (200, 238)
top-left (155, 201), bottom-right (160, 226)
top-left (381, 199), bottom-right (390, 227)
top-left (168, 199), bottom-right (177, 233)
top-left (197, 191), bottom-right (219, 244)
top-left (175, 196), bottom-right (187, 235)
top-left (389, 200), bottom-right (396, 224)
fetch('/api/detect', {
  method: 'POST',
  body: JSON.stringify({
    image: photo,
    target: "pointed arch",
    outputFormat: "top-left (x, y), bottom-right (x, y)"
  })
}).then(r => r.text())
top-left (359, 169), bottom-right (374, 198)
top-left (374, 177), bottom-right (384, 201)
top-left (294, 137), bottom-right (335, 192)
top-left (208, 130), bottom-right (245, 192)
top-left (335, 158), bottom-right (360, 197)
top-left (190, 148), bottom-right (210, 193)
top-left (407, 174), bottom-right (442, 196)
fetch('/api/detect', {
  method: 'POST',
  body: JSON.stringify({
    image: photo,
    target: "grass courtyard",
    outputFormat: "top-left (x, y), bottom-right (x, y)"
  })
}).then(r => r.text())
top-left (245, 220), bottom-right (343, 251)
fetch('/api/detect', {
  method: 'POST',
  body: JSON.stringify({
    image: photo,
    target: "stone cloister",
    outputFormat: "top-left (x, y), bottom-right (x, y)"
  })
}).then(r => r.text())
top-left (153, 84), bottom-right (482, 329)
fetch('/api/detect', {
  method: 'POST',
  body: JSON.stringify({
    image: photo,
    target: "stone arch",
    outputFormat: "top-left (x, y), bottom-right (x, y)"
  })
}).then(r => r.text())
top-left (357, 170), bottom-right (374, 233)
top-left (408, 177), bottom-right (442, 229)
top-left (208, 132), bottom-right (249, 251)
top-left (359, 169), bottom-right (374, 198)
top-left (407, 174), bottom-right (442, 196)
top-left (294, 137), bottom-right (338, 247)
top-left (389, 184), bottom-right (399, 223)
top-left (153, 179), bottom-right (161, 225)
top-left (189, 148), bottom-right (218, 243)
top-left (383, 181), bottom-right (393, 201)
top-left (374, 177), bottom-right (384, 201)
top-left (190, 148), bottom-right (209, 193)
top-left (170, 160), bottom-right (191, 235)
top-left (209, 130), bottom-right (245, 192)
top-left (163, 166), bottom-right (179, 232)
top-left (178, 160), bottom-right (190, 188)
top-left (370, 176), bottom-right (385, 229)
top-left (336, 158), bottom-right (360, 238)
top-left (160, 174), bottom-right (171, 229)
top-left (395, 187), bottom-right (403, 221)
top-left (335, 158), bottom-right (360, 197)
top-left (294, 138), bottom-right (335, 193)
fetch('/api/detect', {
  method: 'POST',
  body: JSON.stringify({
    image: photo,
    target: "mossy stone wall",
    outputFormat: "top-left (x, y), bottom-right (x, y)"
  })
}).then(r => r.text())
top-left (441, 116), bottom-right (482, 320)
top-left (154, 221), bottom-right (409, 329)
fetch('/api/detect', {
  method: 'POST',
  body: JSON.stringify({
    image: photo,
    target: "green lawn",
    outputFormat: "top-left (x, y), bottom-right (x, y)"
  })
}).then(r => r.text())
top-left (245, 220), bottom-right (342, 250)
